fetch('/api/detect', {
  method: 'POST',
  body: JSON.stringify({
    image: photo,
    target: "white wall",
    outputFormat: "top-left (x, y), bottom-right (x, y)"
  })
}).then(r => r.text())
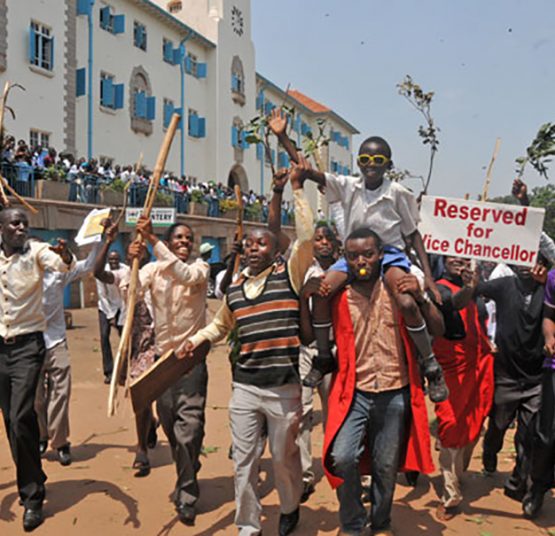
top-left (1, 0), bottom-right (66, 150)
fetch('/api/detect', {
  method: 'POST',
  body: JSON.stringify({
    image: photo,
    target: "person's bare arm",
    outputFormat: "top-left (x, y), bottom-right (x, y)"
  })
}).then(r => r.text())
top-left (397, 274), bottom-right (445, 336)
top-left (268, 168), bottom-right (292, 253)
top-left (268, 109), bottom-right (299, 164)
top-left (299, 277), bottom-right (330, 345)
top-left (451, 265), bottom-right (480, 310)
top-left (93, 221), bottom-right (118, 284)
top-left (408, 230), bottom-right (442, 304)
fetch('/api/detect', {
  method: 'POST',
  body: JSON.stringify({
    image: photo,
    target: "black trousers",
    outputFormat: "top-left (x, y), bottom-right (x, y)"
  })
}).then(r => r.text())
top-left (156, 360), bottom-right (208, 507)
top-left (0, 332), bottom-right (47, 508)
top-left (483, 378), bottom-right (542, 496)
top-left (530, 368), bottom-right (555, 493)
top-left (98, 309), bottom-right (122, 376)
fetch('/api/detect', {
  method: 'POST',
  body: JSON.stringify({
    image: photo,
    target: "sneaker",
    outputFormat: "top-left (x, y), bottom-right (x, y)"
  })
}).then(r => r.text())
top-left (23, 506), bottom-right (44, 532)
top-left (422, 359), bottom-right (449, 402)
top-left (523, 490), bottom-right (545, 519)
top-left (57, 445), bottom-right (72, 466)
top-left (279, 507), bottom-right (299, 536)
top-left (176, 503), bottom-right (195, 526)
top-left (103, 374), bottom-right (111, 385)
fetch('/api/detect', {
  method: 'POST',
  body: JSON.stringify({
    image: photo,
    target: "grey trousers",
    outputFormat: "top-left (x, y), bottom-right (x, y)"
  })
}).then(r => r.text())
top-left (156, 360), bottom-right (208, 507)
top-left (299, 345), bottom-right (331, 484)
top-left (230, 382), bottom-right (303, 536)
top-left (34, 341), bottom-right (71, 449)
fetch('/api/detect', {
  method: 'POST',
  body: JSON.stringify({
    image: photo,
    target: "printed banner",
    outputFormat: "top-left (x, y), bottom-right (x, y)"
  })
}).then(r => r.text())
top-left (125, 208), bottom-right (176, 227)
top-left (419, 196), bottom-right (545, 267)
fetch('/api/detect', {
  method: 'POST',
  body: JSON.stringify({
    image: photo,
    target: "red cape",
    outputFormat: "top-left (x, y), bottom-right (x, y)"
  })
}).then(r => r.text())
top-left (322, 288), bottom-right (435, 489)
top-left (433, 279), bottom-right (494, 449)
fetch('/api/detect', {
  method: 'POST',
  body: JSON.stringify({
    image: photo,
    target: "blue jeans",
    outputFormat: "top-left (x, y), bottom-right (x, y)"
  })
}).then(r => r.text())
top-left (330, 387), bottom-right (410, 533)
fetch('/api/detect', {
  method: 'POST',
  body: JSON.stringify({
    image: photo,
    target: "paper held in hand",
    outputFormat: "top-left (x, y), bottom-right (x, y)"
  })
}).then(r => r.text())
top-left (74, 208), bottom-right (112, 247)
top-left (419, 196), bottom-right (545, 267)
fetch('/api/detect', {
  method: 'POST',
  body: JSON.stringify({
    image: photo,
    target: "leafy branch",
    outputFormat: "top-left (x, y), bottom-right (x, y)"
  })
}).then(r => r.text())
top-left (515, 122), bottom-right (555, 179)
top-left (397, 75), bottom-right (439, 195)
top-left (385, 167), bottom-right (425, 191)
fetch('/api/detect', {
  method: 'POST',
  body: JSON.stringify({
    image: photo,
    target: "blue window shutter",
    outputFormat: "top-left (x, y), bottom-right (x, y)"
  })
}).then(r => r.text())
top-left (232, 74), bottom-right (238, 91)
top-left (163, 41), bottom-right (172, 62)
top-left (28, 26), bottom-right (36, 63)
top-left (100, 7), bottom-right (110, 28)
top-left (185, 56), bottom-right (192, 74)
top-left (163, 102), bottom-right (170, 128)
top-left (198, 117), bottom-right (206, 138)
top-left (77, 0), bottom-right (91, 16)
top-left (231, 126), bottom-right (238, 147)
top-left (264, 101), bottom-right (273, 115)
top-left (101, 78), bottom-right (114, 107)
top-left (113, 14), bottom-right (125, 34)
top-left (241, 131), bottom-right (249, 149)
top-left (146, 96), bottom-right (156, 120)
top-left (76, 68), bottom-right (86, 96)
top-left (189, 114), bottom-right (199, 136)
top-left (114, 84), bottom-right (124, 109)
top-left (172, 47), bottom-right (182, 65)
top-left (197, 63), bottom-right (207, 78)
top-left (134, 91), bottom-right (146, 118)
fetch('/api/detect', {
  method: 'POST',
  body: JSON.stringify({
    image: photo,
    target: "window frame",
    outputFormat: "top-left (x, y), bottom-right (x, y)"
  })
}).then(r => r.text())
top-left (133, 21), bottom-right (147, 51)
top-left (30, 21), bottom-right (54, 71)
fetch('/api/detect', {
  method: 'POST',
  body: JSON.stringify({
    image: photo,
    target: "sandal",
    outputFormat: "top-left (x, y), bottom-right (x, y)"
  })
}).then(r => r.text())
top-left (132, 452), bottom-right (151, 477)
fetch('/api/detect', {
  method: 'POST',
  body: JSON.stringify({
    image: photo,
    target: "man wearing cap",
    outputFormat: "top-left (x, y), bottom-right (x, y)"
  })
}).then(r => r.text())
top-left (199, 242), bottom-right (215, 263)
top-left (0, 208), bottom-right (74, 532)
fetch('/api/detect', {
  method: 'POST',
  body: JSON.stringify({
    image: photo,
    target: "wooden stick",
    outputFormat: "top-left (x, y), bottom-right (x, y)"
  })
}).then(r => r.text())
top-left (108, 113), bottom-right (181, 416)
top-left (481, 138), bottom-right (501, 202)
top-left (233, 184), bottom-right (244, 274)
top-left (0, 174), bottom-right (38, 213)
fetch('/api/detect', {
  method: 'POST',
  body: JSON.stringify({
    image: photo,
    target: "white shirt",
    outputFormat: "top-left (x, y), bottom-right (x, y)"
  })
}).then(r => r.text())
top-left (43, 243), bottom-right (101, 349)
top-left (325, 174), bottom-right (420, 249)
top-left (96, 263), bottom-right (130, 324)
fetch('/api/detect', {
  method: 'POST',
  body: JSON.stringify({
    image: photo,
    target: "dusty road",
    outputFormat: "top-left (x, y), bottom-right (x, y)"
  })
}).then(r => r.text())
top-left (0, 302), bottom-right (554, 535)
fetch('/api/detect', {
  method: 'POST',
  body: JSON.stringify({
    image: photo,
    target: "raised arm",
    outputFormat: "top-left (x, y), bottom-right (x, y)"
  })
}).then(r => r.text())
top-left (93, 221), bottom-right (118, 284)
top-left (268, 109), bottom-right (300, 164)
top-left (268, 168), bottom-right (292, 253)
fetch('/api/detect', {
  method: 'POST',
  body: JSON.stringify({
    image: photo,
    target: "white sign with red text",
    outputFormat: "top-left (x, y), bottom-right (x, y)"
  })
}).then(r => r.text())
top-left (419, 196), bottom-right (545, 267)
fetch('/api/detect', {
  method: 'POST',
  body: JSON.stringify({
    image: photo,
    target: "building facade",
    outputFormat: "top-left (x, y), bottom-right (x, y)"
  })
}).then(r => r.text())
top-left (0, 0), bottom-right (358, 211)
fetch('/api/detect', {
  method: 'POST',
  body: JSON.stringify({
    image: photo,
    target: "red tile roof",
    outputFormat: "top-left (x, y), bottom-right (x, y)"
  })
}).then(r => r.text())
top-left (287, 89), bottom-right (330, 113)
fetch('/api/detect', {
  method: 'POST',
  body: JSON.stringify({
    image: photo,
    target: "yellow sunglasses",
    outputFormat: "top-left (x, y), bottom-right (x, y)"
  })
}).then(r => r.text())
top-left (357, 154), bottom-right (390, 167)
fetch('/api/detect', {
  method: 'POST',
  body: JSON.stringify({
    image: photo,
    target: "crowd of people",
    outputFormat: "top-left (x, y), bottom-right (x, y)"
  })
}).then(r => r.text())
top-left (0, 113), bottom-right (554, 536)
top-left (0, 135), bottom-right (296, 224)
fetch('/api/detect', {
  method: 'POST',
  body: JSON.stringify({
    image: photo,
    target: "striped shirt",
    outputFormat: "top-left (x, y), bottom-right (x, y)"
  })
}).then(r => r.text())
top-left (227, 264), bottom-right (301, 387)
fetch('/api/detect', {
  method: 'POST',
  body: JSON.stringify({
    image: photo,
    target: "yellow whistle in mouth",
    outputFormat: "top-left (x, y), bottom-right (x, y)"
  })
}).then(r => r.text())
top-left (359, 268), bottom-right (367, 276)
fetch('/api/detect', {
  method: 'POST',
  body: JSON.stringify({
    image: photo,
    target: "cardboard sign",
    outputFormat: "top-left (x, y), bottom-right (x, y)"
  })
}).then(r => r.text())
top-left (75, 208), bottom-right (112, 246)
top-left (419, 196), bottom-right (545, 267)
top-left (125, 208), bottom-right (176, 227)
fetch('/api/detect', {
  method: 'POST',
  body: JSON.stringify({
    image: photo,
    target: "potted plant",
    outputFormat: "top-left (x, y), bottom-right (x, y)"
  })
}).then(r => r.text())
top-left (35, 166), bottom-right (70, 201)
top-left (189, 189), bottom-right (208, 216)
top-left (244, 202), bottom-right (262, 222)
top-left (219, 198), bottom-right (239, 220)
top-left (100, 178), bottom-right (125, 206)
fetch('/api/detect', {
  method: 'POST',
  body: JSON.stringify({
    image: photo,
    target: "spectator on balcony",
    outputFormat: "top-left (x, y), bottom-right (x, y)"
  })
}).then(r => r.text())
top-left (2, 135), bottom-right (15, 162)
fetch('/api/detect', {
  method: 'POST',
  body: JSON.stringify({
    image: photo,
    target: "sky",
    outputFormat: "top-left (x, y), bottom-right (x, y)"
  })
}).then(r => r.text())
top-left (251, 0), bottom-right (555, 199)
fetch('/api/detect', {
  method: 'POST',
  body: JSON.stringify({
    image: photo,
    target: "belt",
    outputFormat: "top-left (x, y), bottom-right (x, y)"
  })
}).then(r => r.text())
top-left (0, 331), bottom-right (42, 346)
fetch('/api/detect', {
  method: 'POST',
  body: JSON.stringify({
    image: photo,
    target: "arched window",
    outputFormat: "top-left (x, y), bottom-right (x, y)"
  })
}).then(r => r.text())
top-left (129, 66), bottom-right (153, 135)
top-left (231, 55), bottom-right (245, 105)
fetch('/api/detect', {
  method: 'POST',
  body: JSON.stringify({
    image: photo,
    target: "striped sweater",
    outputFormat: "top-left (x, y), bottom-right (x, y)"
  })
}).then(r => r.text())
top-left (226, 263), bottom-right (301, 387)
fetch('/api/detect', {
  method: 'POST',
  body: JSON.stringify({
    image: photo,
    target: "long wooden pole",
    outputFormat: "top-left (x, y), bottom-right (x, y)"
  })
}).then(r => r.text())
top-left (233, 184), bottom-right (244, 274)
top-left (481, 138), bottom-right (502, 202)
top-left (108, 113), bottom-right (181, 416)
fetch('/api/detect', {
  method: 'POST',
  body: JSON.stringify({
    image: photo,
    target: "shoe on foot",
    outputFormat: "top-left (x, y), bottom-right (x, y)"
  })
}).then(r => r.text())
top-left (176, 503), bottom-right (195, 526)
top-left (405, 471), bottom-right (419, 487)
top-left (422, 360), bottom-right (449, 402)
top-left (279, 507), bottom-right (299, 536)
top-left (132, 452), bottom-right (151, 478)
top-left (23, 507), bottom-right (44, 532)
top-left (39, 440), bottom-right (48, 457)
top-left (300, 480), bottom-right (315, 503)
top-left (103, 374), bottom-right (111, 385)
top-left (504, 486), bottom-right (526, 502)
top-left (57, 445), bottom-right (72, 466)
top-left (523, 491), bottom-right (544, 519)
top-left (436, 504), bottom-right (458, 521)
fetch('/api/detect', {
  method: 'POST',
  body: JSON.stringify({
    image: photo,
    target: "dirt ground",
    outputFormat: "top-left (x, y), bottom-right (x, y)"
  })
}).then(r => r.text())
top-left (0, 302), bottom-right (554, 535)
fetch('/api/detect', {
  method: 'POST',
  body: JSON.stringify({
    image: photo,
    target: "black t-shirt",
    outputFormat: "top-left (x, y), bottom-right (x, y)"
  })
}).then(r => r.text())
top-left (476, 276), bottom-right (544, 384)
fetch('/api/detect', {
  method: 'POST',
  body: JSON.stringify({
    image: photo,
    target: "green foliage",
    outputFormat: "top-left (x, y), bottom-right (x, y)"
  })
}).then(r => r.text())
top-left (245, 202), bottom-right (262, 221)
top-left (155, 191), bottom-right (173, 206)
top-left (219, 198), bottom-right (239, 212)
top-left (102, 178), bottom-right (126, 192)
top-left (516, 122), bottom-right (555, 179)
top-left (397, 75), bottom-right (439, 194)
top-left (190, 189), bottom-right (205, 204)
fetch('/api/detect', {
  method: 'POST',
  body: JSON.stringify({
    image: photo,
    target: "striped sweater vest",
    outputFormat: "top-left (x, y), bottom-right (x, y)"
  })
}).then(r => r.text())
top-left (226, 264), bottom-right (301, 387)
